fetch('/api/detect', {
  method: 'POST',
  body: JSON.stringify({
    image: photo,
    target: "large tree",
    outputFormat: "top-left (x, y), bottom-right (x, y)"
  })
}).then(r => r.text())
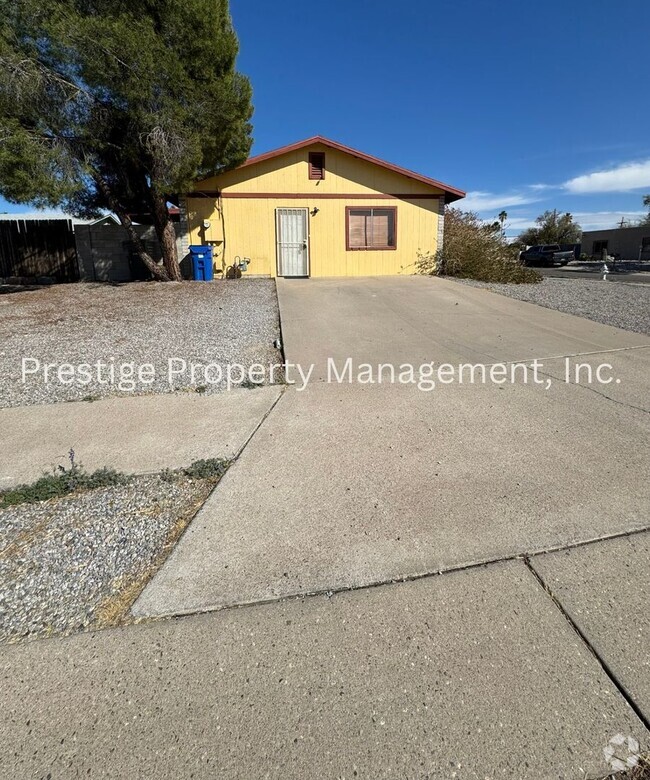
top-left (519, 209), bottom-right (582, 246)
top-left (0, 0), bottom-right (253, 280)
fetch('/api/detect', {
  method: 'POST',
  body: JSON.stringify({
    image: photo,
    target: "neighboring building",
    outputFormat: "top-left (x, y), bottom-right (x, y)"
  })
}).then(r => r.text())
top-left (581, 225), bottom-right (650, 261)
top-left (183, 136), bottom-right (465, 278)
top-left (85, 215), bottom-right (120, 227)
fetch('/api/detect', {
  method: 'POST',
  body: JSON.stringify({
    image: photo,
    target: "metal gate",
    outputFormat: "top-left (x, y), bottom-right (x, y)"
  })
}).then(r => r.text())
top-left (276, 208), bottom-right (309, 277)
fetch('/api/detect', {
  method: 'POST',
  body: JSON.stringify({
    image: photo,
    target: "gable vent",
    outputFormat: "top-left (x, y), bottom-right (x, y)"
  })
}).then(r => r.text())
top-left (308, 152), bottom-right (325, 180)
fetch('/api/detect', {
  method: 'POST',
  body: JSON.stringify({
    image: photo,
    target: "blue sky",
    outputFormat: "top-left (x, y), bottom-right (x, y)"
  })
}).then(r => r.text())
top-left (230, 0), bottom-right (650, 236)
top-left (3, 0), bottom-right (649, 237)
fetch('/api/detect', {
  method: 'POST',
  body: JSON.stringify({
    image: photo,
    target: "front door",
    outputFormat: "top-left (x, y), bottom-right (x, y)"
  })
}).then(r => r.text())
top-left (276, 208), bottom-right (309, 277)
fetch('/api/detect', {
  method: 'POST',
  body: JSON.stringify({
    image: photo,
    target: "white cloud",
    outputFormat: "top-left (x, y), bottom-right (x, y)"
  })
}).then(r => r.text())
top-left (460, 190), bottom-right (541, 212)
top-left (503, 211), bottom-right (647, 235)
top-left (564, 160), bottom-right (650, 193)
top-left (503, 216), bottom-right (537, 230)
top-left (572, 211), bottom-right (647, 230)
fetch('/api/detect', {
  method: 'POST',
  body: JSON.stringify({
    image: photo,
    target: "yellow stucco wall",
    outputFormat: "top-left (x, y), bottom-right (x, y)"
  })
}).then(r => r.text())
top-left (185, 144), bottom-right (444, 277)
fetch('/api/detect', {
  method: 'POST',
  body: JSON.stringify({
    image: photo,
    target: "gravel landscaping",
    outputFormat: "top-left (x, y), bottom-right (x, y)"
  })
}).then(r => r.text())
top-left (456, 277), bottom-right (650, 335)
top-left (0, 279), bottom-right (282, 408)
top-left (0, 473), bottom-right (216, 642)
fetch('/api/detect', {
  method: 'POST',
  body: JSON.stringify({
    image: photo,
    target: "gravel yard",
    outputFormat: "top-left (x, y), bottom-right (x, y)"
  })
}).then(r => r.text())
top-left (0, 279), bottom-right (282, 408)
top-left (457, 278), bottom-right (650, 335)
top-left (0, 474), bottom-right (215, 642)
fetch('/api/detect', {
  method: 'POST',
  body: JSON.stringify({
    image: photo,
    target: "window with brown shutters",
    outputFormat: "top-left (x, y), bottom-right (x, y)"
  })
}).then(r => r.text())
top-left (346, 207), bottom-right (397, 250)
top-left (308, 152), bottom-right (325, 180)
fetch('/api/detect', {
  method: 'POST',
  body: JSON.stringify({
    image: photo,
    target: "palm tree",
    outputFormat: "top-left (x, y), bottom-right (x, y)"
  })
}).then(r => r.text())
top-left (498, 211), bottom-right (508, 236)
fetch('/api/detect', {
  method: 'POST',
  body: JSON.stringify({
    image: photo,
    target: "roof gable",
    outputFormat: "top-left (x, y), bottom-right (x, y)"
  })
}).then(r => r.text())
top-left (194, 136), bottom-right (465, 203)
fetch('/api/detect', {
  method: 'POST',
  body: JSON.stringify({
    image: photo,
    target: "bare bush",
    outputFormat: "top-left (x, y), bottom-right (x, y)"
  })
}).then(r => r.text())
top-left (417, 208), bottom-right (542, 284)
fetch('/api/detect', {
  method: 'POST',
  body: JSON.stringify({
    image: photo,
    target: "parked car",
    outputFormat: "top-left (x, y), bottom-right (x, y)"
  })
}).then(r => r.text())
top-left (520, 244), bottom-right (574, 267)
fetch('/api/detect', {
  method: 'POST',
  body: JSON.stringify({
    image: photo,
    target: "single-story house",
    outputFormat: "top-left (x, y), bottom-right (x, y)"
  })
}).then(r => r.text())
top-left (580, 225), bottom-right (650, 261)
top-left (183, 136), bottom-right (465, 278)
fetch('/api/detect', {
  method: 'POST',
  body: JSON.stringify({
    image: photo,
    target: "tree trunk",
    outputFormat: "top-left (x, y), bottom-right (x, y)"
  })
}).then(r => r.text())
top-left (150, 187), bottom-right (182, 281)
top-left (94, 176), bottom-right (170, 281)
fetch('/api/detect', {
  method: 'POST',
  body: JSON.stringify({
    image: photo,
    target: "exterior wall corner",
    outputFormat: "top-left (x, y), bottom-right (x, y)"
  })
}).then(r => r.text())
top-left (437, 197), bottom-right (445, 253)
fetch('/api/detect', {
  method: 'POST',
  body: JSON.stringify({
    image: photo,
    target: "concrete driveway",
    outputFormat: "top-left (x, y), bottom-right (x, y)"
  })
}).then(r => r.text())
top-left (5, 276), bottom-right (649, 779)
top-left (136, 277), bottom-right (650, 615)
top-left (278, 275), bottom-right (650, 369)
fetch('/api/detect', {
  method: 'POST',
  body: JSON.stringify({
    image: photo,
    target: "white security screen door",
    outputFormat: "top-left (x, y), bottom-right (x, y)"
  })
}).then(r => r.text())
top-left (276, 208), bottom-right (309, 277)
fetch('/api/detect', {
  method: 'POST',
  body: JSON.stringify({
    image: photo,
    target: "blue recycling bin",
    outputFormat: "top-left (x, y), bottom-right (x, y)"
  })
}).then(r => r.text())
top-left (189, 245), bottom-right (214, 281)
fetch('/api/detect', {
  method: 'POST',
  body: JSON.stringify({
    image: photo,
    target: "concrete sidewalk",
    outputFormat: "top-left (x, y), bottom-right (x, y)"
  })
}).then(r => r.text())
top-left (2, 560), bottom-right (648, 779)
top-left (531, 531), bottom-right (650, 720)
top-left (0, 388), bottom-right (281, 488)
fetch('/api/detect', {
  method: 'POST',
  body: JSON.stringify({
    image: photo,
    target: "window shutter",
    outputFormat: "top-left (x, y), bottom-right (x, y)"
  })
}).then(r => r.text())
top-left (309, 152), bottom-right (325, 180)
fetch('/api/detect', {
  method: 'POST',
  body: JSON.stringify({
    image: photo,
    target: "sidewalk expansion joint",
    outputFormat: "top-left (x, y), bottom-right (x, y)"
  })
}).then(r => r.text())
top-left (138, 524), bottom-right (650, 629)
top-left (524, 557), bottom-right (650, 732)
top-left (533, 367), bottom-right (650, 415)
top-left (124, 388), bottom-right (288, 629)
top-left (233, 386), bottom-right (286, 460)
top-left (497, 345), bottom-right (650, 415)
top-left (549, 373), bottom-right (649, 415)
top-left (498, 344), bottom-right (650, 366)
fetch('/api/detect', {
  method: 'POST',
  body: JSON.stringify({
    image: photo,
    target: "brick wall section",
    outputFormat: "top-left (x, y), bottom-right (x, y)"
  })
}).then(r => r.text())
top-left (437, 197), bottom-right (445, 253)
top-left (177, 199), bottom-right (190, 257)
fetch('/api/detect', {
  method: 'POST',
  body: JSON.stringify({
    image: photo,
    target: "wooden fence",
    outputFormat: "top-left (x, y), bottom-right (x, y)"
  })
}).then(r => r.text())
top-left (0, 219), bottom-right (79, 282)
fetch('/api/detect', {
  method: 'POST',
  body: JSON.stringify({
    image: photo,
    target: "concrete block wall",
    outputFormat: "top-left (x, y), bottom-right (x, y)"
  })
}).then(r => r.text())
top-left (75, 225), bottom-right (137, 282)
top-left (76, 223), bottom-right (187, 282)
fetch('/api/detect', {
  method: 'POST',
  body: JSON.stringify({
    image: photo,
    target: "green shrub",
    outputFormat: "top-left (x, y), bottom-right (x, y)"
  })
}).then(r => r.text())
top-left (181, 458), bottom-right (230, 480)
top-left (0, 453), bottom-right (230, 509)
top-left (160, 458), bottom-right (231, 483)
top-left (0, 466), bottom-right (128, 508)
top-left (417, 208), bottom-right (542, 284)
top-left (239, 378), bottom-right (263, 390)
